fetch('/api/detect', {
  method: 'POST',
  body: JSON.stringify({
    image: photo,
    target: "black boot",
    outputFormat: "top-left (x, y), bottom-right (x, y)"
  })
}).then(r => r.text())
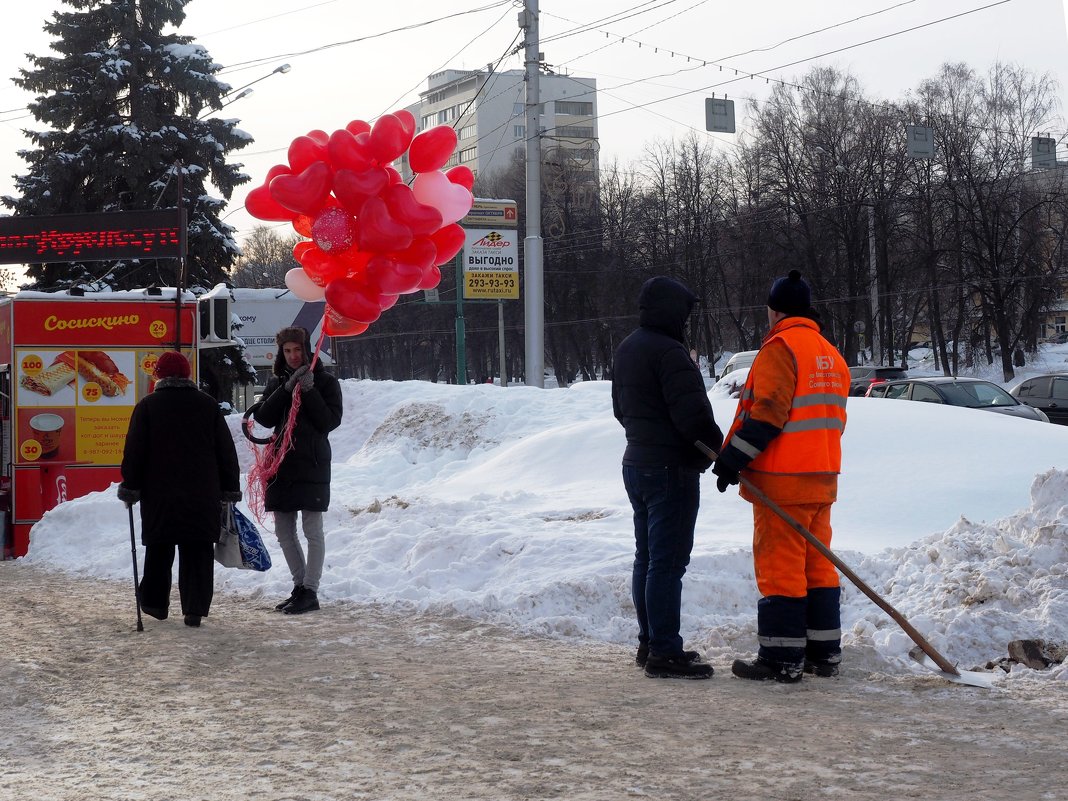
top-left (731, 656), bottom-right (802, 683)
top-left (635, 644), bottom-right (701, 669)
top-left (804, 658), bottom-right (840, 677)
top-left (283, 586), bottom-right (320, 615)
top-left (644, 652), bottom-right (713, 679)
top-left (275, 585), bottom-right (302, 611)
top-left (184, 615), bottom-right (202, 627)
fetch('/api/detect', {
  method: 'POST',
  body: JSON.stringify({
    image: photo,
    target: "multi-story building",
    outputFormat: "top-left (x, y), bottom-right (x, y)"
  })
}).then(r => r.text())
top-left (400, 67), bottom-right (598, 186)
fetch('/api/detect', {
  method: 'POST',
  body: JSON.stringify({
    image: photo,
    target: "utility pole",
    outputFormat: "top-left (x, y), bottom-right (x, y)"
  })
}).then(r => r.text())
top-left (867, 202), bottom-right (881, 364)
top-left (520, 0), bottom-right (544, 387)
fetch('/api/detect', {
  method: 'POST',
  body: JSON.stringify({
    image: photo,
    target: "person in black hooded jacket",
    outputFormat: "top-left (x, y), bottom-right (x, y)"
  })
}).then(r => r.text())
top-left (612, 276), bottom-right (723, 680)
top-left (253, 326), bottom-right (343, 615)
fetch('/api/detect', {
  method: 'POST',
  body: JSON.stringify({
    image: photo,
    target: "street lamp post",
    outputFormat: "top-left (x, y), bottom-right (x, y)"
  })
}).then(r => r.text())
top-left (202, 63), bottom-right (291, 118)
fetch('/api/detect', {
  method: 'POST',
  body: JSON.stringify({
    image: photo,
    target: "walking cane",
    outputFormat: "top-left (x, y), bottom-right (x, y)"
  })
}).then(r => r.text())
top-left (695, 440), bottom-right (993, 688)
top-left (127, 503), bottom-right (144, 633)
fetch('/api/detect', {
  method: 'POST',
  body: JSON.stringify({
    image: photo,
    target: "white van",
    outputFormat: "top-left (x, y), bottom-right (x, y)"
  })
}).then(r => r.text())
top-left (718, 350), bottom-right (759, 380)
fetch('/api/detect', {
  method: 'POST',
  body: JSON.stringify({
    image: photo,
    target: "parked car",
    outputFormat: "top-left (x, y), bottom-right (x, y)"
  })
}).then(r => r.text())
top-left (1009, 373), bottom-right (1068, 425)
top-left (848, 365), bottom-right (908, 396)
top-left (717, 350), bottom-right (759, 380)
top-left (1043, 331), bottom-right (1068, 344)
top-left (868, 376), bottom-right (1050, 422)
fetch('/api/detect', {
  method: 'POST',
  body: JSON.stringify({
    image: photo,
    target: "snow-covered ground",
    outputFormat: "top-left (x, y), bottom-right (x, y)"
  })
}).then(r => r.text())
top-left (23, 345), bottom-right (1068, 688)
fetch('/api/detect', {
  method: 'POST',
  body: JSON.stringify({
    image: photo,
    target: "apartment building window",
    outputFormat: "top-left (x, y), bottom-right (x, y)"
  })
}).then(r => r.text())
top-left (459, 125), bottom-right (477, 141)
top-left (555, 125), bottom-right (594, 138)
top-left (555, 100), bottom-right (592, 116)
top-left (514, 125), bottom-right (526, 139)
top-left (459, 147), bottom-right (477, 163)
top-left (512, 103), bottom-right (524, 117)
top-left (421, 114), bottom-right (435, 129)
top-left (445, 153), bottom-right (459, 168)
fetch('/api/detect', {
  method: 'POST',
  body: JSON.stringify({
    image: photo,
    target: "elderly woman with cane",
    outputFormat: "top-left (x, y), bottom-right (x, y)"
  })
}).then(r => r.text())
top-left (118, 351), bottom-right (241, 627)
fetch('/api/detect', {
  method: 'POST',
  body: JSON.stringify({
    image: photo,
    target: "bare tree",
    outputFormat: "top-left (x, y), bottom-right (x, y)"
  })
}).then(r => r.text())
top-left (231, 226), bottom-right (301, 288)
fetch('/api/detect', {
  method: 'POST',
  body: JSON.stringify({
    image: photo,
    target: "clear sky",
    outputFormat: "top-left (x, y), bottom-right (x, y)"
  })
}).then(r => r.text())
top-left (1, 0), bottom-right (1066, 251)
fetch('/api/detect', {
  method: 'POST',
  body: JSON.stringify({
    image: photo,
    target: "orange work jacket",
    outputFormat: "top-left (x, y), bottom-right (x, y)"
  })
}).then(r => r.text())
top-left (725, 317), bottom-right (848, 504)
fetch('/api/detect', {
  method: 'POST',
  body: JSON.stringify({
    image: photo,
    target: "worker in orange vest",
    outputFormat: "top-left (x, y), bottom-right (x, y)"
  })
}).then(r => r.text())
top-left (712, 270), bottom-right (849, 683)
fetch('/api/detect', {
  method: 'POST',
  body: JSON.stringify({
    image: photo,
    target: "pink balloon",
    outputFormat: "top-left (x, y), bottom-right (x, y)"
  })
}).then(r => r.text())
top-left (408, 125), bottom-right (458, 173)
top-left (284, 268), bottom-right (326, 301)
top-left (412, 171), bottom-right (474, 225)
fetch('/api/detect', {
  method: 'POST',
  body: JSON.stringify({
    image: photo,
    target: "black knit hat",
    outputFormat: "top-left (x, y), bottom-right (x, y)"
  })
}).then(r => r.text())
top-left (767, 270), bottom-right (811, 315)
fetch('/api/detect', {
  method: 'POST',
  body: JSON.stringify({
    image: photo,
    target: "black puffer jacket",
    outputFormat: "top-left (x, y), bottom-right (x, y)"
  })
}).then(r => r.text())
top-left (611, 277), bottom-right (723, 471)
top-left (254, 354), bottom-right (343, 513)
top-left (120, 378), bottom-right (241, 546)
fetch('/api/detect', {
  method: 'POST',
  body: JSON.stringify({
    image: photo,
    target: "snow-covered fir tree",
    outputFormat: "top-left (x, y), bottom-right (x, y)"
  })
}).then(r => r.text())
top-left (3, 0), bottom-right (251, 291)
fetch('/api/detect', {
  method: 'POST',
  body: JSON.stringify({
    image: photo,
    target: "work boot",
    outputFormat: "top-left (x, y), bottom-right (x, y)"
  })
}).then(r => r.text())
top-left (731, 656), bottom-right (802, 684)
top-left (283, 586), bottom-right (320, 615)
top-left (275, 585), bottom-right (302, 611)
top-left (635, 645), bottom-right (702, 669)
top-left (184, 615), bottom-right (202, 627)
top-left (804, 658), bottom-right (840, 678)
top-left (644, 652), bottom-right (714, 680)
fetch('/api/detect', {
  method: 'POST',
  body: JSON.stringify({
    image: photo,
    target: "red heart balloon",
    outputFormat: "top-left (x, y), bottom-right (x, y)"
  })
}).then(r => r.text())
top-left (325, 277), bottom-right (382, 324)
top-left (323, 304), bottom-right (369, 336)
top-left (365, 254), bottom-right (424, 295)
top-left (299, 246), bottom-right (349, 286)
top-left (417, 264), bottom-right (442, 291)
top-left (333, 167), bottom-right (389, 216)
top-left (293, 241), bottom-right (318, 262)
top-left (384, 166), bottom-right (402, 185)
top-left (339, 247), bottom-right (372, 277)
top-left (378, 292), bottom-right (400, 311)
top-left (270, 161), bottom-right (333, 216)
top-left (391, 236), bottom-right (438, 274)
top-left (292, 214), bottom-right (314, 237)
top-left (394, 109), bottom-right (416, 141)
top-left (382, 183), bottom-right (443, 237)
top-left (328, 128), bottom-right (376, 174)
top-left (306, 129), bottom-right (330, 146)
top-left (368, 113), bottom-right (412, 164)
top-left (446, 165), bottom-right (475, 191)
top-left (246, 184), bottom-right (297, 221)
top-left (409, 125), bottom-right (458, 173)
top-left (358, 196), bottom-right (413, 254)
top-left (288, 135), bottom-right (328, 174)
top-left (346, 119), bottom-right (371, 137)
top-left (430, 223), bottom-right (466, 265)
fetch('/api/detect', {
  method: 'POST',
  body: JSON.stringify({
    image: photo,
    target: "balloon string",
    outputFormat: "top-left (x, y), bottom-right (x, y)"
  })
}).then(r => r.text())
top-left (245, 325), bottom-right (328, 525)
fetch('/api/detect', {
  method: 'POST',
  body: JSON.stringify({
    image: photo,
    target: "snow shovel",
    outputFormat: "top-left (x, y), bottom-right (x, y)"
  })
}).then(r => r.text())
top-left (127, 503), bottom-right (144, 633)
top-left (695, 440), bottom-right (994, 689)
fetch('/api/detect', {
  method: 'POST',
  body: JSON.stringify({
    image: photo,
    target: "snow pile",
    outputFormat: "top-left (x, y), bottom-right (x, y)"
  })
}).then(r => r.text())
top-left (23, 377), bottom-right (1068, 686)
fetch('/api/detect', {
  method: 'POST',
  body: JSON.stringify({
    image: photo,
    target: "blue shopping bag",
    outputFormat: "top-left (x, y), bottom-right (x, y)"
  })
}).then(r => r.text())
top-left (216, 503), bottom-right (272, 572)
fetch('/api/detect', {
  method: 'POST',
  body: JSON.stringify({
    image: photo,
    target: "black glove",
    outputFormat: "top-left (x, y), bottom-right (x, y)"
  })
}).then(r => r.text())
top-left (117, 485), bottom-right (141, 507)
top-left (298, 368), bottom-right (315, 392)
top-left (284, 364), bottom-right (311, 392)
top-left (712, 461), bottom-right (739, 493)
top-left (222, 489), bottom-right (242, 503)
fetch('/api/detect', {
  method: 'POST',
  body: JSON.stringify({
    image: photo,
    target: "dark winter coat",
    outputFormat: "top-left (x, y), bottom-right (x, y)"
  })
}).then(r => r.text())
top-left (120, 377), bottom-right (241, 546)
top-left (253, 358), bottom-right (343, 513)
top-left (611, 277), bottom-right (724, 471)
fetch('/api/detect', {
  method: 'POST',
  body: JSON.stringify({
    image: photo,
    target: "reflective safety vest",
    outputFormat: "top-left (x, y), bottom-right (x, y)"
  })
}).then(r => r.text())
top-left (727, 318), bottom-right (848, 476)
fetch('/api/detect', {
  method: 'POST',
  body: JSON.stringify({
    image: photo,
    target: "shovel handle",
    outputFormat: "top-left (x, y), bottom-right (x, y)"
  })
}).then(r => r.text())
top-left (696, 440), bottom-right (960, 677)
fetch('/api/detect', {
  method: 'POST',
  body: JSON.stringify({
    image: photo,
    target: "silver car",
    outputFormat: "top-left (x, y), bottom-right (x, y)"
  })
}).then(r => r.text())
top-left (868, 376), bottom-right (1050, 423)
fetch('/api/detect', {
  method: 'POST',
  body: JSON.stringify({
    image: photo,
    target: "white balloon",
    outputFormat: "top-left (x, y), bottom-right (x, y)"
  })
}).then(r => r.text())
top-left (284, 267), bottom-right (326, 301)
top-left (412, 171), bottom-right (474, 226)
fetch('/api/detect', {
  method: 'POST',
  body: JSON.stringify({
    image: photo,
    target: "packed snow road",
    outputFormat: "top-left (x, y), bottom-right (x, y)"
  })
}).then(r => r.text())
top-left (2, 562), bottom-right (1064, 801)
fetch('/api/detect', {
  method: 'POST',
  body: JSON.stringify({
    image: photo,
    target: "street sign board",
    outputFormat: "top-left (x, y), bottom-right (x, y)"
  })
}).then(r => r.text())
top-left (463, 198), bottom-right (518, 229)
top-left (463, 228), bottom-right (519, 299)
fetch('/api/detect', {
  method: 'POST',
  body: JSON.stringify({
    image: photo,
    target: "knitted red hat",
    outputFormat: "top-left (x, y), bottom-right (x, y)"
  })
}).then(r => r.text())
top-left (155, 351), bottom-right (191, 379)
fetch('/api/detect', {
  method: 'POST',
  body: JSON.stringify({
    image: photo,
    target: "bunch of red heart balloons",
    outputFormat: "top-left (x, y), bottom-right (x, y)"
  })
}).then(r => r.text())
top-left (244, 109), bottom-right (475, 336)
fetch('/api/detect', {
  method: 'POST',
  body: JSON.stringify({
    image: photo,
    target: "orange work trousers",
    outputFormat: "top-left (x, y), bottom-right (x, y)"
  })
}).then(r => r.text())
top-left (752, 500), bottom-right (839, 598)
